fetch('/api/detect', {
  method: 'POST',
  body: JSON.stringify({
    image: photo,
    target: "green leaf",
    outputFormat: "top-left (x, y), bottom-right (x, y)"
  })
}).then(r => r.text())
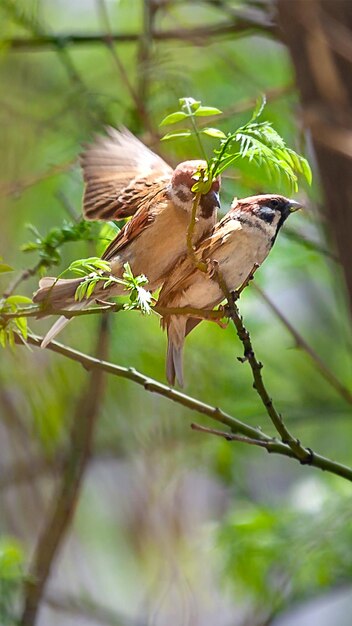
top-left (14, 317), bottom-right (27, 340)
top-left (159, 111), bottom-right (189, 126)
top-left (179, 97), bottom-right (201, 111)
top-left (194, 106), bottom-right (222, 117)
top-left (68, 257), bottom-right (110, 276)
top-left (0, 328), bottom-right (6, 348)
top-left (0, 263), bottom-right (13, 274)
top-left (6, 295), bottom-right (33, 305)
top-left (201, 128), bottom-right (227, 139)
top-left (300, 157), bottom-right (312, 185)
top-left (249, 94), bottom-right (266, 123)
top-left (7, 328), bottom-right (15, 348)
top-left (161, 129), bottom-right (192, 141)
top-left (75, 281), bottom-right (88, 302)
top-left (86, 279), bottom-right (98, 299)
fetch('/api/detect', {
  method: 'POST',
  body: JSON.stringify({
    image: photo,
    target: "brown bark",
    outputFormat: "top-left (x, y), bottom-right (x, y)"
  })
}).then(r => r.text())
top-left (278, 0), bottom-right (352, 311)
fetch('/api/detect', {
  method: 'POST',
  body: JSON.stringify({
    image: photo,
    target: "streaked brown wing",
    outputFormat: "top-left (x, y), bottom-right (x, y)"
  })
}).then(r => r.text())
top-left (158, 215), bottom-right (240, 303)
top-left (81, 126), bottom-right (173, 221)
top-left (101, 183), bottom-right (166, 260)
top-left (158, 255), bottom-right (198, 305)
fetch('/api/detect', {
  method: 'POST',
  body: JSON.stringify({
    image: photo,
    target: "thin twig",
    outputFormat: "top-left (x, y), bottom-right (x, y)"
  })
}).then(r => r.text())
top-left (44, 591), bottom-right (147, 626)
top-left (1, 302), bottom-right (225, 321)
top-left (191, 422), bottom-right (272, 447)
top-left (2, 0), bottom-right (106, 124)
top-left (2, 262), bottom-right (42, 299)
top-left (5, 19), bottom-right (275, 52)
top-left (12, 332), bottom-right (352, 483)
top-left (20, 317), bottom-right (110, 626)
top-left (187, 192), bottom-right (208, 272)
top-left (230, 294), bottom-right (310, 461)
top-left (0, 159), bottom-right (75, 198)
top-left (96, 0), bottom-right (155, 134)
top-left (0, 456), bottom-right (64, 490)
top-left (254, 284), bottom-right (352, 406)
top-left (213, 264), bottom-right (311, 462)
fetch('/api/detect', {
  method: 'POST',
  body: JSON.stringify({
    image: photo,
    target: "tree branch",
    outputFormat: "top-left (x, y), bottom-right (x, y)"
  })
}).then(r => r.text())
top-left (254, 284), bottom-right (352, 406)
top-left (229, 291), bottom-right (311, 461)
top-left (4, 19), bottom-right (275, 52)
top-left (12, 332), bottom-right (352, 483)
top-left (20, 317), bottom-right (110, 626)
top-left (212, 264), bottom-right (312, 461)
top-left (1, 301), bottom-right (225, 323)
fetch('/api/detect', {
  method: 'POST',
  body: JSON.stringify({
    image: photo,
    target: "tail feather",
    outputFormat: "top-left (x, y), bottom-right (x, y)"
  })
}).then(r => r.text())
top-left (41, 315), bottom-right (72, 348)
top-left (166, 341), bottom-right (184, 387)
top-left (40, 301), bottom-right (88, 348)
top-left (33, 277), bottom-right (83, 308)
top-left (34, 276), bottom-right (102, 347)
top-left (165, 317), bottom-right (186, 387)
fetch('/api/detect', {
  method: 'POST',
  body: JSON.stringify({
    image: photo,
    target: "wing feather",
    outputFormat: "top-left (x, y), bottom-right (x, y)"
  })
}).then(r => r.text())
top-left (80, 126), bottom-right (172, 221)
top-left (101, 182), bottom-right (166, 260)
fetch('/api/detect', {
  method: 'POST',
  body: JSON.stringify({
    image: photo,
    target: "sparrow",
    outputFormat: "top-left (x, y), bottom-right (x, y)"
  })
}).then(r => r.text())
top-left (33, 127), bottom-right (220, 346)
top-left (158, 194), bottom-right (302, 386)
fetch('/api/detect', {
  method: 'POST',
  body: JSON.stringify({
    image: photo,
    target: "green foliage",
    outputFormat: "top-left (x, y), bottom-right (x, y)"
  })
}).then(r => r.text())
top-left (0, 294), bottom-right (32, 347)
top-left (63, 256), bottom-right (152, 313)
top-left (0, 6), bottom-right (349, 621)
top-left (160, 95), bottom-right (312, 194)
top-left (217, 486), bottom-right (352, 610)
top-left (0, 536), bottom-right (25, 626)
top-left (21, 221), bottom-right (96, 271)
top-left (121, 262), bottom-right (152, 315)
top-left (67, 257), bottom-right (111, 277)
top-left (0, 257), bottom-right (14, 274)
top-left (96, 222), bottom-right (121, 257)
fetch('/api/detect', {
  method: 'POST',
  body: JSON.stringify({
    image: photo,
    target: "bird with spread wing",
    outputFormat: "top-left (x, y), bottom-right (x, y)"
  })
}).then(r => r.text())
top-left (34, 127), bottom-right (220, 346)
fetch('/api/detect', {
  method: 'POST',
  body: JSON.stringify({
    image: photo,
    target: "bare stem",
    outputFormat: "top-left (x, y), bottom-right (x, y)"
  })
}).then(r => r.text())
top-left (187, 193), bottom-right (208, 272)
top-left (1, 302), bottom-right (225, 321)
top-left (254, 284), bottom-right (352, 406)
top-left (2, 261), bottom-right (42, 299)
top-left (213, 265), bottom-right (311, 462)
top-left (12, 332), bottom-right (352, 483)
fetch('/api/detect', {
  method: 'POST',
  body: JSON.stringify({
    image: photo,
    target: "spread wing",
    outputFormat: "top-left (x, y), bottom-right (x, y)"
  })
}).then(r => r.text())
top-left (80, 126), bottom-right (173, 221)
top-left (101, 183), bottom-right (167, 260)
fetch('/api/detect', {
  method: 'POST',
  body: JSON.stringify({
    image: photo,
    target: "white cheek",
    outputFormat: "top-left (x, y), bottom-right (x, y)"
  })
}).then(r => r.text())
top-left (167, 184), bottom-right (194, 212)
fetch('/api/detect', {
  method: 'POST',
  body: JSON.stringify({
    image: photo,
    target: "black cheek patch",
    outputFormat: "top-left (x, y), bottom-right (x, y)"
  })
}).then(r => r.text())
top-left (176, 189), bottom-right (189, 202)
top-left (200, 191), bottom-right (219, 218)
top-left (259, 207), bottom-right (275, 224)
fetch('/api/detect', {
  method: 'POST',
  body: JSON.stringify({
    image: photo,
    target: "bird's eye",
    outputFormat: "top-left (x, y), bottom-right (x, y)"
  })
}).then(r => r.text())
top-left (269, 199), bottom-right (280, 209)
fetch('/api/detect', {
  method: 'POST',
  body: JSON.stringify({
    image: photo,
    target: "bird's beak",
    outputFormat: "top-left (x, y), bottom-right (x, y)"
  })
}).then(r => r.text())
top-left (288, 199), bottom-right (303, 212)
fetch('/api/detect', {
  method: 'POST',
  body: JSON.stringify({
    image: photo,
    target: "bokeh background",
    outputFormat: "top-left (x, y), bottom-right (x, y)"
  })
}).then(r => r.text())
top-left (1, 1), bottom-right (352, 625)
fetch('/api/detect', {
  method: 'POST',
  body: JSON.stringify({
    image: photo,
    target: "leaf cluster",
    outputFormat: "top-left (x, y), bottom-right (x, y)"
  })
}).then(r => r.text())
top-left (160, 96), bottom-right (223, 142)
top-left (218, 490), bottom-right (352, 610)
top-left (0, 536), bottom-right (25, 626)
top-left (160, 95), bottom-right (312, 194)
top-left (64, 257), bottom-right (152, 314)
top-left (0, 295), bottom-right (32, 347)
top-left (21, 220), bottom-right (95, 270)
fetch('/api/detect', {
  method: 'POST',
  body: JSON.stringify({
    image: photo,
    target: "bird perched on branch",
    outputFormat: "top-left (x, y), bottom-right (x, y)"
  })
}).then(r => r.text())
top-left (158, 194), bottom-right (302, 386)
top-left (33, 127), bottom-right (220, 346)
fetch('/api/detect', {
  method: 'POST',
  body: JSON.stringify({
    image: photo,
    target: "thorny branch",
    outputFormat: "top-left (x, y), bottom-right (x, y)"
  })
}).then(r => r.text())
top-left (13, 332), bottom-right (352, 483)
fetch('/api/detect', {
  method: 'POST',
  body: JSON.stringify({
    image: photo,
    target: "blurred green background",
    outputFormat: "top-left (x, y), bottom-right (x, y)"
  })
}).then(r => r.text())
top-left (1, 1), bottom-right (352, 625)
